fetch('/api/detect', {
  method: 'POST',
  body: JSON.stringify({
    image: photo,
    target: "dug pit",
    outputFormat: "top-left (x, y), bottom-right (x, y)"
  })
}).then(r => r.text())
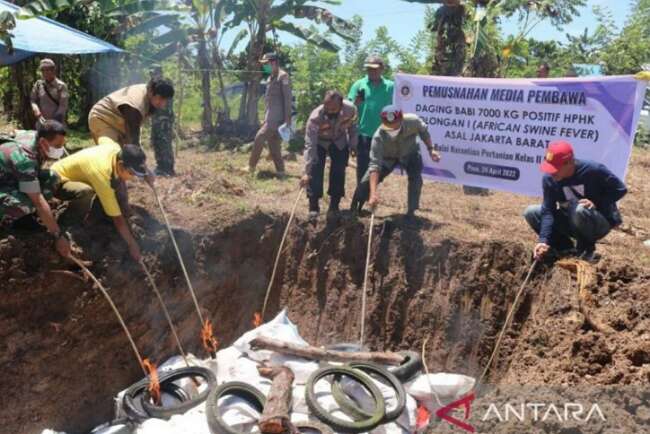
top-left (1, 211), bottom-right (648, 434)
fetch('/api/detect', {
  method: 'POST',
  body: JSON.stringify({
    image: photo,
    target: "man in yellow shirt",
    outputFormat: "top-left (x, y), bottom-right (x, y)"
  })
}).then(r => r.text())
top-left (51, 143), bottom-right (150, 261)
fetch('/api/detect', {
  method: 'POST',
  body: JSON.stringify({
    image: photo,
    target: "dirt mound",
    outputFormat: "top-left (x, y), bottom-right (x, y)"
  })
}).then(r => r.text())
top-left (1, 208), bottom-right (649, 434)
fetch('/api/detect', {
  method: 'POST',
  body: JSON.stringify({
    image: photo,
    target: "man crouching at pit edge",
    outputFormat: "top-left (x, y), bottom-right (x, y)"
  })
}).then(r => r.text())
top-left (51, 143), bottom-right (151, 262)
top-left (524, 140), bottom-right (627, 262)
top-left (350, 105), bottom-right (441, 217)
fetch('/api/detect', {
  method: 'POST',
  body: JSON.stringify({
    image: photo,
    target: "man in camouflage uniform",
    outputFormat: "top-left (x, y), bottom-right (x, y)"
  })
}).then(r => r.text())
top-left (0, 121), bottom-right (77, 258)
top-left (246, 52), bottom-right (292, 176)
top-left (30, 58), bottom-right (69, 128)
top-left (149, 65), bottom-right (175, 176)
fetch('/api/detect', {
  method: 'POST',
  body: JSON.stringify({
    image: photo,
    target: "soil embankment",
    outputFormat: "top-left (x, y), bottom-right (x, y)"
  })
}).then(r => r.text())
top-left (1, 206), bottom-right (648, 433)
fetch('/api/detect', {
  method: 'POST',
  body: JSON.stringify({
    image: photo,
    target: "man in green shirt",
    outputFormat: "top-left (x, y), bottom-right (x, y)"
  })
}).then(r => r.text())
top-left (347, 55), bottom-right (394, 185)
top-left (351, 106), bottom-right (441, 217)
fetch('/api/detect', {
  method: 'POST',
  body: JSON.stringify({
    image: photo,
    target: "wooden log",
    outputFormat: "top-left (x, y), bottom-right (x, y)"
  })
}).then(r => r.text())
top-left (250, 336), bottom-right (405, 366)
top-left (258, 365), bottom-right (296, 434)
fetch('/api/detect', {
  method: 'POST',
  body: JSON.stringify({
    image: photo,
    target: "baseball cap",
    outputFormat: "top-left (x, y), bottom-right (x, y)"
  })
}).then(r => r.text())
top-left (540, 141), bottom-right (574, 174)
top-left (119, 144), bottom-right (148, 177)
top-left (260, 52), bottom-right (278, 63)
top-left (40, 58), bottom-right (55, 69)
top-left (380, 105), bottom-right (403, 138)
top-left (364, 55), bottom-right (384, 69)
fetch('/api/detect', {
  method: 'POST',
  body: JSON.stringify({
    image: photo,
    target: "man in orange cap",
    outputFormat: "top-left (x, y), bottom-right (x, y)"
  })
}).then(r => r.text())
top-left (524, 140), bottom-right (627, 262)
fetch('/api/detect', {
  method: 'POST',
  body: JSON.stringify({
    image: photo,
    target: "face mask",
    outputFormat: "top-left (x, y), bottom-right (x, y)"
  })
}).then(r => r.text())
top-left (262, 64), bottom-right (272, 75)
top-left (47, 146), bottom-right (65, 160)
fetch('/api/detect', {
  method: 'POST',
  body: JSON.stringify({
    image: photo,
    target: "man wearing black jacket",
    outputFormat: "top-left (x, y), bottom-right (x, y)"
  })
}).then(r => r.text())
top-left (524, 140), bottom-right (627, 262)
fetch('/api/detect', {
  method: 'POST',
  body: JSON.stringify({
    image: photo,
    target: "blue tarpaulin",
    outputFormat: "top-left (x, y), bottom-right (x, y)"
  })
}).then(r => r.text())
top-left (0, 0), bottom-right (122, 65)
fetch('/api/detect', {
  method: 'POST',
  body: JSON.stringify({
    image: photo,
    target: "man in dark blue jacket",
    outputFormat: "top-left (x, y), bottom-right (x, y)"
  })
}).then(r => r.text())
top-left (524, 140), bottom-right (627, 261)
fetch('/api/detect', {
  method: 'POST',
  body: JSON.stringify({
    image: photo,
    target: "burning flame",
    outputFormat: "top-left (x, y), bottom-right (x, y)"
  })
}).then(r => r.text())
top-left (253, 312), bottom-right (262, 328)
top-left (416, 403), bottom-right (431, 431)
top-left (142, 358), bottom-right (161, 406)
top-left (201, 319), bottom-right (219, 355)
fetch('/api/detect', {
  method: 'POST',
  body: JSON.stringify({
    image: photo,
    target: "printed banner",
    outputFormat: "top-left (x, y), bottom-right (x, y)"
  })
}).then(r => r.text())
top-left (393, 73), bottom-right (647, 196)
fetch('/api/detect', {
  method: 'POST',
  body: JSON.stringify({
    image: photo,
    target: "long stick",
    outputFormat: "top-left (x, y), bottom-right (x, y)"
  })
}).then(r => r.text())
top-left (477, 259), bottom-right (538, 386)
top-left (250, 336), bottom-right (405, 366)
top-left (261, 187), bottom-right (303, 320)
top-left (141, 260), bottom-right (190, 368)
top-left (360, 212), bottom-right (375, 348)
top-left (70, 256), bottom-right (147, 376)
top-left (152, 186), bottom-right (205, 326)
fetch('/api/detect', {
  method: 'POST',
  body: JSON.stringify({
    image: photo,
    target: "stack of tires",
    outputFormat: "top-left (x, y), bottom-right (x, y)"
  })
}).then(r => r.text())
top-left (205, 348), bottom-right (423, 434)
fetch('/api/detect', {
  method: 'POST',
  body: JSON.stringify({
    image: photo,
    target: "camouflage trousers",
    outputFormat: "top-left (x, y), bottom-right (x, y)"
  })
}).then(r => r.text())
top-left (0, 188), bottom-right (35, 227)
top-left (0, 180), bottom-right (95, 228)
top-left (0, 169), bottom-right (59, 226)
top-left (151, 104), bottom-right (175, 175)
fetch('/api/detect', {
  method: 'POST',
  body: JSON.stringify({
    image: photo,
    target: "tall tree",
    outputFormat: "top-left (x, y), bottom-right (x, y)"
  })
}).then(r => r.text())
top-left (402, 0), bottom-right (587, 77)
top-left (222, 0), bottom-right (358, 133)
top-left (601, 0), bottom-right (650, 75)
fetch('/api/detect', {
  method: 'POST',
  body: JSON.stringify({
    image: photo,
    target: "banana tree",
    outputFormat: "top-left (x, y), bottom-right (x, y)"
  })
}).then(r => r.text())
top-left (222, 0), bottom-right (359, 133)
top-left (401, 0), bottom-right (586, 78)
top-left (0, 10), bottom-right (16, 54)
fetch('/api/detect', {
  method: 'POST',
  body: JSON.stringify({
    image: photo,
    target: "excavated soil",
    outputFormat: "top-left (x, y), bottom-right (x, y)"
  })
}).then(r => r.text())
top-left (1, 206), bottom-right (649, 434)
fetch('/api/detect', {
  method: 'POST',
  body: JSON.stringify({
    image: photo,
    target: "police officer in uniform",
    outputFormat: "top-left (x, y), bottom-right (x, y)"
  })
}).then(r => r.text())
top-left (246, 52), bottom-right (292, 176)
top-left (300, 91), bottom-right (358, 219)
top-left (30, 58), bottom-right (69, 128)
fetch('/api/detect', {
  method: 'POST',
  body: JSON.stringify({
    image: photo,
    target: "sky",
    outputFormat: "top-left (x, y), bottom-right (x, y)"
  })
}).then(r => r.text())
top-left (306, 0), bottom-right (632, 46)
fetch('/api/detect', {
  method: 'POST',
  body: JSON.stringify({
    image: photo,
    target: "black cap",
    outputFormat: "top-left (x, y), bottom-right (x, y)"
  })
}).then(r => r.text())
top-left (119, 144), bottom-right (148, 177)
top-left (364, 55), bottom-right (385, 69)
top-left (260, 52), bottom-right (279, 63)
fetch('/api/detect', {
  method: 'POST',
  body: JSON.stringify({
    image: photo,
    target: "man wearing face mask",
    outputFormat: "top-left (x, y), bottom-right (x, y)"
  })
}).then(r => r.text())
top-left (89, 77), bottom-right (174, 151)
top-left (0, 121), bottom-right (72, 258)
top-left (51, 143), bottom-right (150, 261)
top-left (524, 141), bottom-right (627, 262)
top-left (351, 106), bottom-right (441, 217)
top-left (300, 91), bottom-right (358, 219)
top-left (246, 52), bottom-right (292, 176)
top-left (31, 58), bottom-right (69, 128)
top-left (347, 55), bottom-right (394, 187)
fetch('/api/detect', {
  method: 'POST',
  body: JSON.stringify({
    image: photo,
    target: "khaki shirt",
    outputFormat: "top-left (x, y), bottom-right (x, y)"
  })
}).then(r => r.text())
top-left (89, 84), bottom-right (150, 138)
top-left (30, 78), bottom-right (69, 121)
top-left (304, 101), bottom-right (358, 174)
top-left (369, 114), bottom-right (431, 173)
top-left (264, 69), bottom-right (292, 127)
